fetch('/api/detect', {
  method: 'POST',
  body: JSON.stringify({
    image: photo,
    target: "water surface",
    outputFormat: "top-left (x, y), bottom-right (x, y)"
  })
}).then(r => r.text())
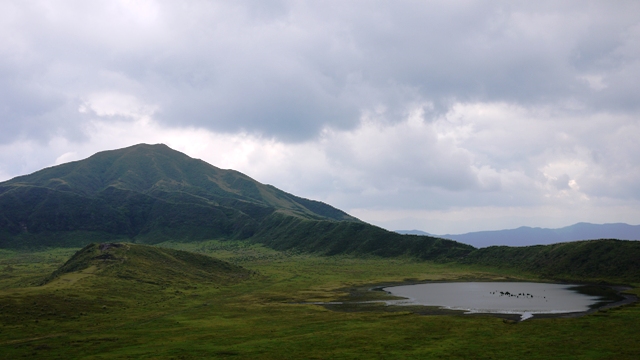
top-left (383, 282), bottom-right (604, 320)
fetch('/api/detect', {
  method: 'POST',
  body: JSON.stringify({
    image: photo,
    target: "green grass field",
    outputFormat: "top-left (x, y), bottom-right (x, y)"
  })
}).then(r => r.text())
top-left (0, 240), bottom-right (638, 359)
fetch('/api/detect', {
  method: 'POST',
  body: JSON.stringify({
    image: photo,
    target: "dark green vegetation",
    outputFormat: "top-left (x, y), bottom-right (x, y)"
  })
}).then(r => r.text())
top-left (253, 213), bottom-right (472, 260)
top-left (0, 241), bottom-right (638, 359)
top-left (0, 143), bottom-right (354, 247)
top-left (6, 143), bottom-right (636, 282)
top-left (463, 239), bottom-right (640, 284)
top-left (0, 144), bottom-right (472, 261)
top-left (1, 144), bottom-right (639, 358)
top-left (44, 243), bottom-right (251, 286)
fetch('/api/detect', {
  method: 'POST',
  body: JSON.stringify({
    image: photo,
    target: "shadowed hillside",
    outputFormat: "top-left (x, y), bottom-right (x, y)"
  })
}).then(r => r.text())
top-left (0, 144), bottom-right (357, 247)
top-left (0, 144), bottom-right (474, 262)
top-left (462, 239), bottom-right (640, 283)
top-left (45, 242), bottom-right (251, 286)
top-left (254, 213), bottom-right (474, 260)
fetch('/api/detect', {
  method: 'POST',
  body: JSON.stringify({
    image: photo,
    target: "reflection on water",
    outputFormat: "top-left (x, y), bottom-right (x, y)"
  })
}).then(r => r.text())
top-left (383, 282), bottom-right (604, 320)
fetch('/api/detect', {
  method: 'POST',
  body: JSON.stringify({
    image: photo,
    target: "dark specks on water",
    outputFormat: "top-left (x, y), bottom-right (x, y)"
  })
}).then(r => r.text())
top-left (383, 282), bottom-right (611, 321)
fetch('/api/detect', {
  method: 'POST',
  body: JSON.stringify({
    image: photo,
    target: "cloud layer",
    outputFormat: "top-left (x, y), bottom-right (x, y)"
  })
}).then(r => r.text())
top-left (1, 1), bottom-right (640, 235)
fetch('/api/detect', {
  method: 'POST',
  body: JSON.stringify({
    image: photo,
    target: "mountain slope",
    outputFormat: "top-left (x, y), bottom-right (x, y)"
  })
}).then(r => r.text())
top-left (461, 239), bottom-right (640, 283)
top-left (0, 144), bottom-right (473, 261)
top-left (2, 143), bottom-right (355, 219)
top-left (1, 144), bottom-right (638, 281)
top-left (0, 144), bottom-right (357, 247)
top-left (45, 242), bottom-right (251, 286)
top-left (254, 213), bottom-right (473, 260)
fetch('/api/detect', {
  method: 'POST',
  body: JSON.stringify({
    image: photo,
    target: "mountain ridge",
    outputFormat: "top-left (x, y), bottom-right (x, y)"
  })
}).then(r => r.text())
top-left (0, 143), bottom-right (474, 261)
top-left (0, 144), bottom-right (357, 247)
top-left (396, 222), bottom-right (640, 248)
top-left (461, 238), bottom-right (640, 283)
top-left (2, 143), bottom-right (355, 222)
top-left (1, 143), bottom-right (638, 283)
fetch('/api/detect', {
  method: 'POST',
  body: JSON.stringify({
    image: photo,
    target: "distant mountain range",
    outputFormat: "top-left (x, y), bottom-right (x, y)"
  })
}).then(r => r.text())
top-left (396, 223), bottom-right (640, 248)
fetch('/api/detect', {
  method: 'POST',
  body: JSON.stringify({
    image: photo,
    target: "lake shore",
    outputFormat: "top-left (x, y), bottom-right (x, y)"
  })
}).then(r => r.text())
top-left (314, 280), bottom-right (638, 322)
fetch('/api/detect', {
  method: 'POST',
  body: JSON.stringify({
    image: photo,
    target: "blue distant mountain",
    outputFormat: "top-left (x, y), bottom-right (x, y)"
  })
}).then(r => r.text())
top-left (396, 223), bottom-right (640, 248)
top-left (395, 229), bottom-right (434, 236)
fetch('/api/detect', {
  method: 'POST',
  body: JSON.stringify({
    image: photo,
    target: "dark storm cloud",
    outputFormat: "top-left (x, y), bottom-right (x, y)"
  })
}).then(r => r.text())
top-left (2, 1), bottom-right (640, 143)
top-left (2, 1), bottom-right (640, 233)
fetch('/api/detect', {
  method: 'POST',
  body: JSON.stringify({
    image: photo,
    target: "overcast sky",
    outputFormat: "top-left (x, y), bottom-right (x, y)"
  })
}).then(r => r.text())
top-left (1, 1), bottom-right (640, 234)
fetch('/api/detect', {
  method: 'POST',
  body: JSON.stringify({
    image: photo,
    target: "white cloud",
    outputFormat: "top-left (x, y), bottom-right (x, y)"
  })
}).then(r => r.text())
top-left (1, 1), bottom-right (640, 234)
top-left (80, 92), bottom-right (157, 119)
top-left (578, 74), bottom-right (608, 91)
top-left (2, 97), bottom-right (640, 234)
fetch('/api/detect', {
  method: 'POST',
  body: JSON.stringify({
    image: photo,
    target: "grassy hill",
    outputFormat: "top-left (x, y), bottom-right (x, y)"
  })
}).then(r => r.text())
top-left (5, 143), bottom-right (637, 278)
top-left (253, 213), bottom-right (474, 260)
top-left (45, 242), bottom-right (251, 286)
top-left (1, 240), bottom-right (638, 359)
top-left (462, 239), bottom-right (640, 283)
top-left (0, 144), bottom-right (357, 247)
top-left (0, 148), bottom-right (638, 358)
top-left (0, 143), bottom-right (474, 262)
top-left (1, 144), bottom-right (353, 222)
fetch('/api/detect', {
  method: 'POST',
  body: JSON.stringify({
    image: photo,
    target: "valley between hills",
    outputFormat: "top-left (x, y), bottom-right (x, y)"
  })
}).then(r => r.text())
top-left (0, 144), bottom-right (639, 359)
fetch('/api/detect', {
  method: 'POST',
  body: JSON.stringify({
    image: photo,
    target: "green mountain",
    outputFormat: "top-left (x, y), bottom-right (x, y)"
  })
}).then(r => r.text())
top-left (45, 242), bottom-right (251, 286)
top-left (462, 239), bottom-right (640, 283)
top-left (253, 214), bottom-right (473, 260)
top-left (0, 143), bottom-right (473, 260)
top-left (0, 144), bottom-right (354, 245)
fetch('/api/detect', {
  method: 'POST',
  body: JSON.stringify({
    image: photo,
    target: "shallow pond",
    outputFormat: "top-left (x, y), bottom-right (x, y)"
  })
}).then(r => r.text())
top-left (383, 282), bottom-right (607, 320)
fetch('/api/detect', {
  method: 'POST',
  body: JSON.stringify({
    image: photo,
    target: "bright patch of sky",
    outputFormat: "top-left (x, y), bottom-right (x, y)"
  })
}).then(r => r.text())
top-left (1, 1), bottom-right (640, 234)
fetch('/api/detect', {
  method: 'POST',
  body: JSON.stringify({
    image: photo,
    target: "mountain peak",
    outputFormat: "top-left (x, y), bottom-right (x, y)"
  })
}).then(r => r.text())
top-left (0, 144), bottom-right (478, 261)
top-left (0, 144), bottom-right (358, 247)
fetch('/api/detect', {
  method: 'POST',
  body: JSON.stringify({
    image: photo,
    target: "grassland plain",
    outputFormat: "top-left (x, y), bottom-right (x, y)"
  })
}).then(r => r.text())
top-left (0, 240), bottom-right (638, 359)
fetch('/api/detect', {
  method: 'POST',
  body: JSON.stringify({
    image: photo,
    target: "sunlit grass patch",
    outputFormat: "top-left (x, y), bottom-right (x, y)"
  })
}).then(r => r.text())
top-left (0, 241), bottom-right (638, 359)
